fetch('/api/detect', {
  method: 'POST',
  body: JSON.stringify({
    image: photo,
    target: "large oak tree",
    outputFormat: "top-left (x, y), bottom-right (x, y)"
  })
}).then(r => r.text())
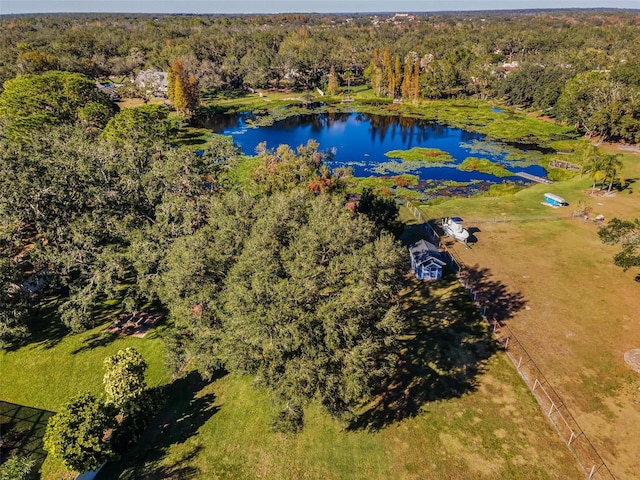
top-left (218, 191), bottom-right (406, 430)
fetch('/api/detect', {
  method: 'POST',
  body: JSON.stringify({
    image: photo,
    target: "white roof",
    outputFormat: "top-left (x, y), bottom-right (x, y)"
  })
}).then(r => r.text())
top-left (544, 192), bottom-right (566, 203)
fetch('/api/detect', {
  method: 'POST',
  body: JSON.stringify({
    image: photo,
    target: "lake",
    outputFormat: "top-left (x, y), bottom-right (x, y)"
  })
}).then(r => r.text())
top-left (200, 111), bottom-right (549, 198)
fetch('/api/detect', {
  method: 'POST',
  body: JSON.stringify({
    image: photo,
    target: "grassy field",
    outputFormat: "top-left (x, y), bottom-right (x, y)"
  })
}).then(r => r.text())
top-left (417, 148), bottom-right (640, 479)
top-left (1, 275), bottom-right (586, 479)
top-left (0, 299), bottom-right (169, 478)
top-left (98, 274), bottom-right (584, 480)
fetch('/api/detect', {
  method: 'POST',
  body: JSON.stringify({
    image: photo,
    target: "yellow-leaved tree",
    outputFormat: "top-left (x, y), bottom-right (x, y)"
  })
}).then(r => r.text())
top-left (167, 58), bottom-right (199, 115)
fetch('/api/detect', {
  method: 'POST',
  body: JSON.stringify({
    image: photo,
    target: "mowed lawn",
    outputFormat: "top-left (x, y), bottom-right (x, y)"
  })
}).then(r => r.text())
top-left (421, 149), bottom-right (640, 479)
top-left (97, 275), bottom-right (584, 480)
top-left (0, 301), bottom-right (169, 479)
top-left (1, 277), bottom-right (585, 479)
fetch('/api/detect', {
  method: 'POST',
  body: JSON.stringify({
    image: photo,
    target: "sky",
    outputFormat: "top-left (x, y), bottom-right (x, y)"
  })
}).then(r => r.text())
top-left (1, 0), bottom-right (639, 15)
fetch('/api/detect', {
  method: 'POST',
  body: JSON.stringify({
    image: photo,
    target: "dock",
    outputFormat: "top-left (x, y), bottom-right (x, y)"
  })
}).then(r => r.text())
top-left (516, 172), bottom-right (553, 184)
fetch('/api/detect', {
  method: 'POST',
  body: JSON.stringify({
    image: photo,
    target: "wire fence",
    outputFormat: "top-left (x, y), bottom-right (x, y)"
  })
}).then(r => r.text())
top-left (487, 321), bottom-right (615, 480)
top-left (413, 209), bottom-right (616, 480)
top-left (405, 200), bottom-right (600, 227)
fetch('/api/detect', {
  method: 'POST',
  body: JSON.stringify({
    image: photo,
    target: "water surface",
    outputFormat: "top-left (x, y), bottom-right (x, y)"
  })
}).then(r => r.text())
top-left (201, 111), bottom-right (548, 196)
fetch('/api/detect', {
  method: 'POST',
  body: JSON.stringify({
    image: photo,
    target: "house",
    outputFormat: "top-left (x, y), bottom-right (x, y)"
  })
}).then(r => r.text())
top-left (409, 239), bottom-right (446, 280)
top-left (134, 69), bottom-right (168, 98)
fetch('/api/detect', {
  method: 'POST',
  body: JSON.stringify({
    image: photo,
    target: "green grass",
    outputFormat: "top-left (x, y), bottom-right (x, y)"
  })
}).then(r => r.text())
top-left (97, 274), bottom-right (584, 480)
top-left (0, 297), bottom-right (169, 478)
top-left (483, 183), bottom-right (525, 197)
top-left (0, 319), bottom-right (168, 412)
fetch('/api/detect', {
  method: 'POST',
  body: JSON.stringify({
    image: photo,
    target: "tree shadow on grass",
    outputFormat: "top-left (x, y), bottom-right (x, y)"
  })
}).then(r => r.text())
top-left (460, 264), bottom-right (527, 323)
top-left (4, 296), bottom-right (70, 352)
top-left (174, 130), bottom-right (208, 146)
top-left (350, 273), bottom-right (501, 431)
top-left (7, 294), bottom-right (122, 352)
top-left (96, 371), bottom-right (222, 480)
top-left (70, 331), bottom-right (120, 354)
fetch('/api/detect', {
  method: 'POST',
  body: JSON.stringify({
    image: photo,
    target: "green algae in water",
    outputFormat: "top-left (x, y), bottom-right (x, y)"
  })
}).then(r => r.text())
top-left (458, 157), bottom-right (513, 177)
top-left (384, 147), bottom-right (454, 163)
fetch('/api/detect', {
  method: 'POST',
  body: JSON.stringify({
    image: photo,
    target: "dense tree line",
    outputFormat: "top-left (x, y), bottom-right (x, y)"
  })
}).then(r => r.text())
top-left (0, 70), bottom-right (407, 430)
top-left (1, 11), bottom-right (639, 141)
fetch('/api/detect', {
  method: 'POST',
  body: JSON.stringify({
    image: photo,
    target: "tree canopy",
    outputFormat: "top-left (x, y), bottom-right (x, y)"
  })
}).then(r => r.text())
top-left (0, 71), bottom-right (116, 140)
top-left (103, 347), bottom-right (148, 411)
top-left (149, 153), bottom-right (406, 430)
top-left (215, 192), bottom-right (406, 429)
top-left (102, 104), bottom-right (178, 145)
top-left (43, 393), bottom-right (116, 473)
top-left (599, 218), bottom-right (640, 273)
top-left (0, 124), bottom-right (234, 336)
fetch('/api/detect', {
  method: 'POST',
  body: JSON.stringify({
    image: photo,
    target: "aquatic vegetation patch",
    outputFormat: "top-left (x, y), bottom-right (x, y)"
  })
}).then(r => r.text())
top-left (458, 157), bottom-right (513, 177)
top-left (461, 139), bottom-right (546, 165)
top-left (384, 147), bottom-right (454, 163)
top-left (349, 174), bottom-right (420, 190)
top-left (373, 161), bottom-right (418, 175)
top-left (374, 148), bottom-right (455, 175)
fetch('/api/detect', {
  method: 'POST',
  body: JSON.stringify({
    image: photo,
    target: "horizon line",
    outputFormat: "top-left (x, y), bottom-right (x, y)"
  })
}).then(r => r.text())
top-left (2, 7), bottom-right (639, 16)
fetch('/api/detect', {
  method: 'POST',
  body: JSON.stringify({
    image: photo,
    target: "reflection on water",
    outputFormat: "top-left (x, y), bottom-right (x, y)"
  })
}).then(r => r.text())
top-left (197, 111), bottom-right (549, 195)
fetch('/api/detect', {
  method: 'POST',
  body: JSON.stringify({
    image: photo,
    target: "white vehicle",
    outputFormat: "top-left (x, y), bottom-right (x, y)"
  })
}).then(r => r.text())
top-left (442, 217), bottom-right (470, 244)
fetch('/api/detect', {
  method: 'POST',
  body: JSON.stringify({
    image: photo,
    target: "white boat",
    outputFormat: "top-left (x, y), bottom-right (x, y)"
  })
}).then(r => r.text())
top-left (442, 217), bottom-right (469, 243)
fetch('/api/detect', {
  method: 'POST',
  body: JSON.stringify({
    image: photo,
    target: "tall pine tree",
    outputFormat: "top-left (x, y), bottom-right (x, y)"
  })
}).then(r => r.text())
top-left (382, 47), bottom-right (393, 97)
top-left (328, 65), bottom-right (338, 95)
top-left (401, 54), bottom-right (413, 99)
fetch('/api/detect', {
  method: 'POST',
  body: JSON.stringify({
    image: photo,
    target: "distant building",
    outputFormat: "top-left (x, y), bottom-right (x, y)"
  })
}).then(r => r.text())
top-left (409, 240), bottom-right (446, 280)
top-left (502, 61), bottom-right (520, 73)
top-left (134, 70), bottom-right (168, 98)
top-left (392, 13), bottom-right (415, 22)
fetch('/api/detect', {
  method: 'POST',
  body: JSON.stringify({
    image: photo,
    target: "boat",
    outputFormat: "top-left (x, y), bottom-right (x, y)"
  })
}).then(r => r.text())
top-left (543, 192), bottom-right (567, 207)
top-left (442, 217), bottom-right (470, 244)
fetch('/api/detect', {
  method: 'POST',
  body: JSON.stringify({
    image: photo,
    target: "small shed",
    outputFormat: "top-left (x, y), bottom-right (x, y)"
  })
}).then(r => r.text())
top-left (544, 192), bottom-right (567, 207)
top-left (409, 239), bottom-right (446, 280)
